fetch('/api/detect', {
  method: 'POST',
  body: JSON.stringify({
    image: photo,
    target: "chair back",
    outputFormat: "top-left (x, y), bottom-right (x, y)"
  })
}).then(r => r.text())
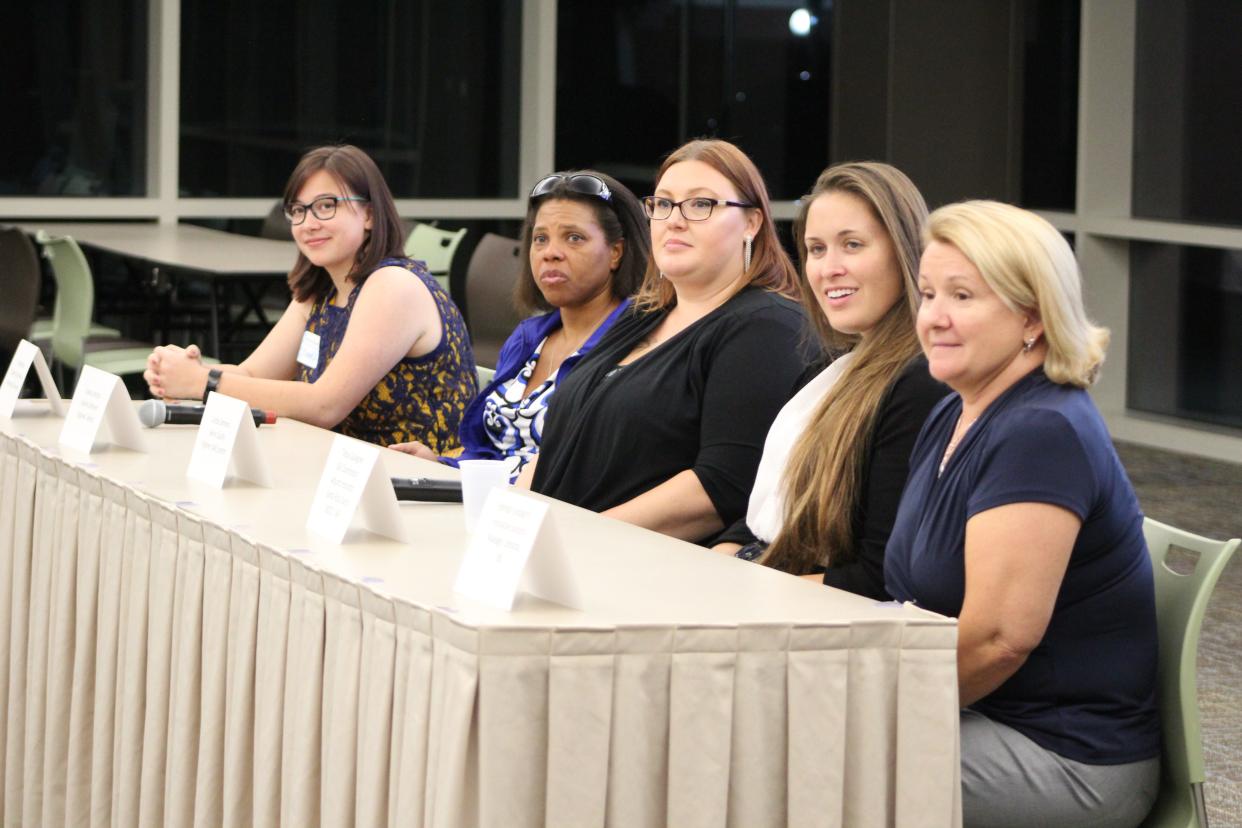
top-left (34, 231), bottom-right (96, 369)
top-left (1141, 517), bottom-right (1239, 828)
top-left (405, 224), bottom-right (468, 291)
top-left (0, 226), bottom-right (42, 357)
top-left (464, 233), bottom-right (523, 366)
top-left (260, 201), bottom-right (293, 241)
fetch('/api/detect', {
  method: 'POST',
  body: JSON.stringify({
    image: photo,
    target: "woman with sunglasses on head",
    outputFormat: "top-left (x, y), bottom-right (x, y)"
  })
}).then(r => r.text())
top-left (144, 144), bottom-right (477, 448)
top-left (712, 162), bottom-right (948, 600)
top-left (389, 171), bottom-right (649, 480)
top-left (524, 139), bottom-right (808, 543)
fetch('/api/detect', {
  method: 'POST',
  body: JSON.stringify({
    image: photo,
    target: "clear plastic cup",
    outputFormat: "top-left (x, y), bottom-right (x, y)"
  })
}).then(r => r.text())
top-left (459, 459), bottom-right (511, 533)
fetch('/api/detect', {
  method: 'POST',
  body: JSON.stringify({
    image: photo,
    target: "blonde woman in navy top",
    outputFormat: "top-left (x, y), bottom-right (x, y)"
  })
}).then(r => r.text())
top-left (885, 201), bottom-right (1159, 827)
top-left (144, 145), bottom-right (476, 449)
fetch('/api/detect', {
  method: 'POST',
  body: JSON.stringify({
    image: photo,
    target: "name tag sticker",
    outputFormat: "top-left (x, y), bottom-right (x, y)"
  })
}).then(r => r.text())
top-left (0, 339), bottom-right (66, 419)
top-left (297, 330), bottom-right (321, 370)
top-left (306, 434), bottom-right (406, 543)
top-left (58, 365), bottom-right (147, 454)
top-left (186, 391), bottom-right (273, 488)
top-left (453, 488), bottom-right (581, 611)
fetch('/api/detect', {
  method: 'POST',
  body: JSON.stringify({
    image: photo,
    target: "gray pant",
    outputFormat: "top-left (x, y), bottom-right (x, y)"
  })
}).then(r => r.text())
top-left (960, 709), bottom-right (1160, 828)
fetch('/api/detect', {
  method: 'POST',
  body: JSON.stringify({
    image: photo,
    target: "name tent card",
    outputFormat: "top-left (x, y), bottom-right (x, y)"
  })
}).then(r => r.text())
top-left (58, 365), bottom-right (147, 454)
top-left (0, 339), bottom-right (66, 419)
top-left (306, 434), bottom-right (407, 543)
top-left (186, 391), bottom-right (273, 488)
top-left (453, 488), bottom-right (581, 611)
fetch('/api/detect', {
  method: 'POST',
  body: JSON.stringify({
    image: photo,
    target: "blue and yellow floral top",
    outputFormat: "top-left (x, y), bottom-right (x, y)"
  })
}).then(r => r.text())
top-left (296, 257), bottom-right (477, 450)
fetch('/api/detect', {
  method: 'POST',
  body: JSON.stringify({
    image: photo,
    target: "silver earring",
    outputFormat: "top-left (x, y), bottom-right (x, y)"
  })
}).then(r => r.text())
top-left (743, 236), bottom-right (753, 272)
top-left (1023, 336), bottom-right (1036, 353)
top-left (659, 271), bottom-right (666, 280)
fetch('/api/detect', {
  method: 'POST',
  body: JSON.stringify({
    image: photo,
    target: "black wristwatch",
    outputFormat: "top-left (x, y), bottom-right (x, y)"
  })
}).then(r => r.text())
top-left (202, 368), bottom-right (223, 402)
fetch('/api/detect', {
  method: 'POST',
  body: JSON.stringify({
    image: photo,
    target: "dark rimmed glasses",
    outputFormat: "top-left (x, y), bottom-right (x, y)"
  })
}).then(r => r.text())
top-left (529, 173), bottom-right (612, 202)
top-left (642, 196), bottom-right (754, 221)
top-left (284, 195), bottom-right (370, 225)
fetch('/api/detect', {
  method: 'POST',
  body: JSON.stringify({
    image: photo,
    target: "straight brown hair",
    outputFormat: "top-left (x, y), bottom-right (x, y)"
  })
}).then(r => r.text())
top-left (763, 162), bottom-right (928, 575)
top-left (632, 139), bottom-right (799, 311)
top-left (284, 145), bottom-right (406, 303)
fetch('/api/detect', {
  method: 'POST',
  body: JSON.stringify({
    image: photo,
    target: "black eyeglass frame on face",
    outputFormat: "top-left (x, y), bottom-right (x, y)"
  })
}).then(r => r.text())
top-left (284, 195), bottom-right (370, 225)
top-left (529, 173), bottom-right (613, 203)
top-left (642, 196), bottom-right (754, 221)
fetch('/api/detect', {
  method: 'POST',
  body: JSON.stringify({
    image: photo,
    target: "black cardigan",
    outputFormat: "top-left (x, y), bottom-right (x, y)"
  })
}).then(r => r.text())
top-left (716, 354), bottom-right (948, 600)
top-left (531, 287), bottom-right (810, 542)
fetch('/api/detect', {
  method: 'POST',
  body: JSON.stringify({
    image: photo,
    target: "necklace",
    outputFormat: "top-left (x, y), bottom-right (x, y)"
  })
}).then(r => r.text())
top-left (938, 413), bottom-right (978, 477)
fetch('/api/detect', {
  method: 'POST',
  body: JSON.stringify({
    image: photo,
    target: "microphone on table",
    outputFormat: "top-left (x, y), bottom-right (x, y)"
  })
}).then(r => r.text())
top-left (391, 477), bottom-right (463, 503)
top-left (138, 398), bottom-right (277, 428)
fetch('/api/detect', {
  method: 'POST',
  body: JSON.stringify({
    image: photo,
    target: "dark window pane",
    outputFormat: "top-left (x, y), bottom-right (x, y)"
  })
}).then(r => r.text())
top-left (1134, 0), bottom-right (1242, 225)
top-left (180, 0), bottom-right (521, 199)
top-left (1128, 242), bottom-right (1242, 430)
top-left (555, 0), bottom-right (832, 201)
top-left (1019, 0), bottom-right (1079, 210)
top-left (0, 0), bottom-right (147, 195)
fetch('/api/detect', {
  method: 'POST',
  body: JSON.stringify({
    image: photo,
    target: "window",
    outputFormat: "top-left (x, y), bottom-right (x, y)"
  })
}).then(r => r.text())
top-left (1128, 242), bottom-right (1242, 429)
top-left (1133, 0), bottom-right (1242, 225)
top-left (0, 0), bottom-right (148, 196)
top-left (179, 0), bottom-right (522, 199)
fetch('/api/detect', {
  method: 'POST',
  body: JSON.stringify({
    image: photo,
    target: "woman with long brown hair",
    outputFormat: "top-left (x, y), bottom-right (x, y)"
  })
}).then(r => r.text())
top-left (526, 139), bottom-right (807, 543)
top-left (143, 144), bottom-right (477, 448)
top-left (713, 161), bottom-right (946, 599)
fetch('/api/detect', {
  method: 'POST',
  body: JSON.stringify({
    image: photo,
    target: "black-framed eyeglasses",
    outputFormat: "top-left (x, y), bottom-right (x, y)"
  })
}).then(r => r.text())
top-left (529, 173), bottom-right (612, 203)
top-left (642, 196), bottom-right (754, 221)
top-left (284, 195), bottom-right (370, 225)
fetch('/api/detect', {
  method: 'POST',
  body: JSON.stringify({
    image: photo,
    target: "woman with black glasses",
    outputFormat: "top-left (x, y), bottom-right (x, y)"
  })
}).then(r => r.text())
top-left (143, 144), bottom-right (477, 448)
top-left (390, 170), bottom-right (649, 480)
top-left (525, 139), bottom-right (809, 543)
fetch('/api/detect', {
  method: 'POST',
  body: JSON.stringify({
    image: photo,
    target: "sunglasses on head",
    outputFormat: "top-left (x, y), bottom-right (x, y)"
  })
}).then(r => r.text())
top-left (529, 173), bottom-right (612, 203)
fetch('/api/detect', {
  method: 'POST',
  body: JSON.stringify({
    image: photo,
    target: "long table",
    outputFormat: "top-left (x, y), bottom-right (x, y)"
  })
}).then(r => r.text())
top-left (16, 222), bottom-right (299, 359)
top-left (0, 401), bottom-right (961, 827)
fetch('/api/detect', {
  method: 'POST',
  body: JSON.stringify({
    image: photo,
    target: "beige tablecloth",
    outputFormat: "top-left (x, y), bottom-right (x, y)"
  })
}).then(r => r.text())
top-left (0, 403), bottom-right (961, 827)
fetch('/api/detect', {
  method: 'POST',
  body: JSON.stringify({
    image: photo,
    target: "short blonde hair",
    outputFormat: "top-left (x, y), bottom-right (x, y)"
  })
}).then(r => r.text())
top-left (926, 200), bottom-right (1109, 388)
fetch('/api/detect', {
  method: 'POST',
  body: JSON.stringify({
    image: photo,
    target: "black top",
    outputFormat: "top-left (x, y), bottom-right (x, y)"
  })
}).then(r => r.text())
top-left (532, 287), bottom-right (810, 542)
top-left (717, 354), bottom-right (949, 600)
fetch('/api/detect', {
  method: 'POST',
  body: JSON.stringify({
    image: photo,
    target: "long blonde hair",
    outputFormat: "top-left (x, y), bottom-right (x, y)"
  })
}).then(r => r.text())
top-left (632, 139), bottom-right (799, 311)
top-left (926, 201), bottom-right (1109, 387)
top-left (763, 162), bottom-right (928, 575)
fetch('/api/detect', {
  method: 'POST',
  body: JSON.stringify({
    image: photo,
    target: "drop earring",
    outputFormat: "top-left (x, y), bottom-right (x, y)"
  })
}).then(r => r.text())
top-left (743, 236), bottom-right (753, 272)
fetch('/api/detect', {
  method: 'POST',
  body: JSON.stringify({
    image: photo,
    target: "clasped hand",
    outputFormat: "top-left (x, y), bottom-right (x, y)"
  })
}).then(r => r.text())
top-left (145, 344), bottom-right (209, 401)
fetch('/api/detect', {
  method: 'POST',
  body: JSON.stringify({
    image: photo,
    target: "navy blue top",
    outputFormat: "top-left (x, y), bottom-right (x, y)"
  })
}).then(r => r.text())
top-left (884, 368), bottom-right (1160, 764)
top-left (448, 300), bottom-right (630, 466)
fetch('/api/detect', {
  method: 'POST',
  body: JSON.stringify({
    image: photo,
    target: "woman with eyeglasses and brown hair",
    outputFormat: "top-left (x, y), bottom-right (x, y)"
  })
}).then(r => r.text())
top-left (143, 144), bottom-right (477, 448)
top-left (524, 139), bottom-right (809, 543)
top-left (389, 170), bottom-right (649, 480)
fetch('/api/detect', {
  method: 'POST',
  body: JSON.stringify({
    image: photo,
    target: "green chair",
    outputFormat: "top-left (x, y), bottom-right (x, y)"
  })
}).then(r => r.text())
top-left (1140, 518), bottom-right (1240, 828)
top-left (35, 231), bottom-right (216, 388)
top-left (405, 223), bottom-right (467, 293)
top-left (476, 365), bottom-right (495, 387)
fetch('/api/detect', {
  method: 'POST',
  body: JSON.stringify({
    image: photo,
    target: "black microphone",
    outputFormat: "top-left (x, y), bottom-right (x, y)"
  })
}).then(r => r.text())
top-left (138, 399), bottom-right (276, 428)
top-left (391, 477), bottom-right (463, 503)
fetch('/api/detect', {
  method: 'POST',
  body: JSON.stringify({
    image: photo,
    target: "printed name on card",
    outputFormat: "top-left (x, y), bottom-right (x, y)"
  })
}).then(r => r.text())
top-left (0, 339), bottom-right (65, 419)
top-left (58, 365), bottom-right (147, 454)
top-left (306, 433), bottom-right (406, 543)
top-left (186, 391), bottom-right (273, 488)
top-left (453, 488), bottom-right (581, 611)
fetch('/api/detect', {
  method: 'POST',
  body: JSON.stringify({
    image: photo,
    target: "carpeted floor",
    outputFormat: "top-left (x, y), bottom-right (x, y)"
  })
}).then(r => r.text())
top-left (1115, 441), bottom-right (1242, 827)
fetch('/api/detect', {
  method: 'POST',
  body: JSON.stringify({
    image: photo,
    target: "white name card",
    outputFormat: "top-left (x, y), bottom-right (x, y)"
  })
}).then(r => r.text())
top-left (58, 365), bottom-right (147, 454)
top-left (306, 434), bottom-right (406, 543)
top-left (453, 488), bottom-right (581, 611)
top-left (0, 339), bottom-right (65, 419)
top-left (186, 391), bottom-right (273, 488)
